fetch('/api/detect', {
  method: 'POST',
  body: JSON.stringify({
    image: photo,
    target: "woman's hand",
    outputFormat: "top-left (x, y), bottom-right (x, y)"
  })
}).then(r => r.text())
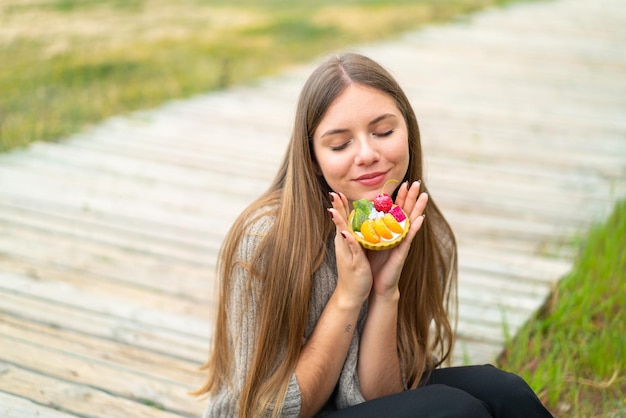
top-left (367, 180), bottom-right (428, 297)
top-left (328, 192), bottom-right (373, 307)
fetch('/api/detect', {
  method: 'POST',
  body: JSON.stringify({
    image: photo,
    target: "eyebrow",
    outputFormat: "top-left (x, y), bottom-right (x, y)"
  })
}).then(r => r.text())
top-left (320, 113), bottom-right (397, 138)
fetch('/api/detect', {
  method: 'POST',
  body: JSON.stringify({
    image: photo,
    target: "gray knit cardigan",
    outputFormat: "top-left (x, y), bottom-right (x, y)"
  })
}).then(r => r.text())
top-left (204, 212), bottom-right (368, 417)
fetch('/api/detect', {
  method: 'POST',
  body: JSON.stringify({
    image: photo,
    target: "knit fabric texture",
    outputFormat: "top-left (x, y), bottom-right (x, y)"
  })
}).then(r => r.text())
top-left (204, 212), bottom-right (368, 417)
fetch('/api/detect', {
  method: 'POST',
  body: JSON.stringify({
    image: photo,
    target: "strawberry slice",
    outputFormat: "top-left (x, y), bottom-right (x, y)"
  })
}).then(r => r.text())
top-left (389, 205), bottom-right (406, 222)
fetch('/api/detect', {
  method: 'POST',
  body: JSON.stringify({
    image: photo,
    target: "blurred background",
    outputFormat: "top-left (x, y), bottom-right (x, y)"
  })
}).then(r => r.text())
top-left (0, 0), bottom-right (624, 417)
top-left (0, 0), bottom-right (535, 152)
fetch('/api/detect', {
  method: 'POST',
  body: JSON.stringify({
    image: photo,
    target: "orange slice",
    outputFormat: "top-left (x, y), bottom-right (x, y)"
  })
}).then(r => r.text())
top-left (383, 213), bottom-right (403, 233)
top-left (348, 208), bottom-right (410, 251)
top-left (374, 217), bottom-right (393, 239)
top-left (360, 219), bottom-right (381, 243)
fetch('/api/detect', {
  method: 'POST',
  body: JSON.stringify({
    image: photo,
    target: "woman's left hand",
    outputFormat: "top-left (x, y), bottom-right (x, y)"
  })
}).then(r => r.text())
top-left (367, 180), bottom-right (428, 297)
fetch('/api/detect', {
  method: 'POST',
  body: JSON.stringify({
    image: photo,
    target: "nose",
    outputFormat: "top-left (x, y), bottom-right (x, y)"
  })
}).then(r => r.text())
top-left (354, 136), bottom-right (380, 166)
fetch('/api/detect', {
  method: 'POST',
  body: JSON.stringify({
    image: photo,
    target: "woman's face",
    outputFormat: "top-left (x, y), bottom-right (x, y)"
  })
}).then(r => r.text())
top-left (312, 83), bottom-right (410, 205)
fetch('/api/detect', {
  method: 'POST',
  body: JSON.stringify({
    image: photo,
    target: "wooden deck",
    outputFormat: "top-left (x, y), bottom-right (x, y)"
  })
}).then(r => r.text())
top-left (1, 0), bottom-right (625, 416)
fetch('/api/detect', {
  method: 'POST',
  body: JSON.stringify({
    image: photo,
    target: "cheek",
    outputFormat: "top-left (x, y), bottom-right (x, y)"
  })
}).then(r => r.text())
top-left (316, 152), bottom-right (349, 188)
top-left (390, 137), bottom-right (410, 172)
top-left (317, 156), bottom-right (342, 179)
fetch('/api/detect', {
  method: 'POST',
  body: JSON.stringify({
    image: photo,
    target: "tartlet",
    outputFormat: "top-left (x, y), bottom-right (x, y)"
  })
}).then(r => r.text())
top-left (348, 181), bottom-right (410, 250)
top-left (348, 205), bottom-right (410, 250)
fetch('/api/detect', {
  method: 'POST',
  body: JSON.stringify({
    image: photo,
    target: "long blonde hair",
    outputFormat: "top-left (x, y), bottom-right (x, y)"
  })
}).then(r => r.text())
top-left (195, 52), bottom-right (457, 417)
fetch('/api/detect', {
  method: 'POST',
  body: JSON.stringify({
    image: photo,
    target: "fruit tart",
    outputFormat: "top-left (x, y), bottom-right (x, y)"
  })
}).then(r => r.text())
top-left (348, 180), bottom-right (410, 250)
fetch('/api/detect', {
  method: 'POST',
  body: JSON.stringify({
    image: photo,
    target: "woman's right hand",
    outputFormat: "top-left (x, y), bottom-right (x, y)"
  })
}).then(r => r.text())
top-left (328, 192), bottom-right (373, 307)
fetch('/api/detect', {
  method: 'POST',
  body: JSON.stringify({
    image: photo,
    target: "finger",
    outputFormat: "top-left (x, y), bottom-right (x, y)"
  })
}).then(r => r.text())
top-left (394, 181), bottom-right (410, 208)
top-left (340, 230), bottom-right (361, 257)
top-left (407, 214), bottom-right (427, 246)
top-left (393, 212), bottom-right (426, 256)
top-left (338, 192), bottom-right (351, 220)
top-left (410, 212), bottom-right (426, 236)
top-left (391, 191), bottom-right (427, 256)
top-left (401, 180), bottom-right (422, 216)
top-left (329, 192), bottom-right (347, 222)
top-left (333, 228), bottom-right (365, 270)
top-left (328, 206), bottom-right (349, 233)
top-left (329, 207), bottom-right (353, 258)
top-left (409, 191), bottom-right (428, 222)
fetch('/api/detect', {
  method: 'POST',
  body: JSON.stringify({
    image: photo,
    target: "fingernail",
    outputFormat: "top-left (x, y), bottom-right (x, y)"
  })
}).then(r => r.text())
top-left (328, 192), bottom-right (334, 202)
top-left (340, 231), bottom-right (347, 239)
top-left (327, 208), bottom-right (334, 219)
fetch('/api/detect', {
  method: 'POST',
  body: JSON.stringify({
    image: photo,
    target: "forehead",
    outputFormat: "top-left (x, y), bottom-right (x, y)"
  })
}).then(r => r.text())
top-left (318, 84), bottom-right (400, 127)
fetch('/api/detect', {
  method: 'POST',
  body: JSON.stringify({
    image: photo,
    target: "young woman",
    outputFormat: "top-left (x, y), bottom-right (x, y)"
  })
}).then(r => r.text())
top-left (195, 52), bottom-right (552, 418)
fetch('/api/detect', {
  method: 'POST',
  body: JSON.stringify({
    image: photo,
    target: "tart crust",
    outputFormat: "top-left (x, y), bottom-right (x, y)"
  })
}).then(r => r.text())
top-left (348, 210), bottom-right (410, 251)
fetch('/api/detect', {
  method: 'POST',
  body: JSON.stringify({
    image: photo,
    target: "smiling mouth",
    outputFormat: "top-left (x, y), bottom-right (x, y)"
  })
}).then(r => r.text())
top-left (355, 172), bottom-right (386, 181)
top-left (354, 172), bottom-right (388, 187)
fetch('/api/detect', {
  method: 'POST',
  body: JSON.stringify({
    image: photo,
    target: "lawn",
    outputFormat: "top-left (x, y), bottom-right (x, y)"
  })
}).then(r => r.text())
top-left (0, 0), bottom-right (539, 152)
top-left (498, 200), bottom-right (626, 417)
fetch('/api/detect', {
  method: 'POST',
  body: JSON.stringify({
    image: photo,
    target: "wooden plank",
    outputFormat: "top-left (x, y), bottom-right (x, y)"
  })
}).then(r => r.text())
top-left (0, 392), bottom-right (77, 418)
top-left (453, 339), bottom-right (505, 366)
top-left (458, 248), bottom-right (572, 284)
top-left (79, 122), bottom-right (290, 160)
top-left (428, 156), bottom-right (622, 199)
top-left (0, 315), bottom-right (204, 387)
top-left (0, 364), bottom-right (195, 418)
top-left (459, 270), bottom-right (552, 298)
top-left (2, 140), bottom-right (275, 197)
top-left (0, 263), bottom-right (211, 336)
top-left (0, 163), bottom-right (253, 218)
top-left (0, 174), bottom-right (248, 241)
top-left (0, 336), bottom-right (202, 416)
top-left (0, 225), bottom-right (217, 299)
top-left (0, 292), bottom-right (207, 363)
top-left (0, 195), bottom-right (229, 255)
top-left (457, 284), bottom-right (547, 313)
top-left (456, 302), bottom-right (530, 336)
top-left (0, 204), bottom-right (220, 265)
top-left (0, 270), bottom-right (208, 340)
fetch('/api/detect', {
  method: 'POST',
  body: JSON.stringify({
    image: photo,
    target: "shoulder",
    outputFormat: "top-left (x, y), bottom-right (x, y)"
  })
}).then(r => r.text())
top-left (244, 205), bottom-right (277, 236)
top-left (235, 205), bottom-right (278, 262)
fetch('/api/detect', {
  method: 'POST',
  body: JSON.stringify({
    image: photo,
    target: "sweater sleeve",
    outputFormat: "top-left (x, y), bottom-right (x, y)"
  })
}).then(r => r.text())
top-left (204, 213), bottom-right (302, 417)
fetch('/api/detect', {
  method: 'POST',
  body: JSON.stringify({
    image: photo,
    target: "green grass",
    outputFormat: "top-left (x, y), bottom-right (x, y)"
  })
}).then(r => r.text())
top-left (0, 0), bottom-right (540, 152)
top-left (498, 200), bottom-right (626, 417)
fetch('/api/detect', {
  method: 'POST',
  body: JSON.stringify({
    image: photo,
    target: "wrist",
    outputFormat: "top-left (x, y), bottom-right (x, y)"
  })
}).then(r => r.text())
top-left (370, 286), bottom-right (400, 304)
top-left (331, 286), bottom-right (367, 312)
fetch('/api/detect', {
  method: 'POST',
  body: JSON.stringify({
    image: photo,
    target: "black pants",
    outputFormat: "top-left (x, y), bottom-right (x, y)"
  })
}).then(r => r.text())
top-left (326, 365), bottom-right (553, 417)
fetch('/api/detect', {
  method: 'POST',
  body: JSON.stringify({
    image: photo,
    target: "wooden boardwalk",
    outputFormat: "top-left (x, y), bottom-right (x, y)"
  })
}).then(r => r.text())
top-left (1, 0), bottom-right (625, 416)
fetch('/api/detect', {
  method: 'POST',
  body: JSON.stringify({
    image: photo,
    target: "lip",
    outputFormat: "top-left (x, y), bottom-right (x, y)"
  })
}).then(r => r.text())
top-left (354, 171), bottom-right (387, 187)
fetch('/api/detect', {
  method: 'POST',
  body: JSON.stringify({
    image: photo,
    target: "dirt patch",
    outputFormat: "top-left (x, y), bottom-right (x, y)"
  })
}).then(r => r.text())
top-left (312, 5), bottom-right (436, 39)
top-left (0, 1), bottom-right (267, 48)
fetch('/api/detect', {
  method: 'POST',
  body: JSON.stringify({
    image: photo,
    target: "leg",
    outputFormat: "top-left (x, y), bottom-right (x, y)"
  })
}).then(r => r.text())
top-left (425, 364), bottom-right (553, 418)
top-left (325, 384), bottom-right (492, 418)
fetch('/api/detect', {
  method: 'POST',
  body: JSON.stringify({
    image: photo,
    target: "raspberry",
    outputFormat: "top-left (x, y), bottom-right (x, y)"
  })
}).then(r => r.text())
top-left (374, 193), bottom-right (393, 212)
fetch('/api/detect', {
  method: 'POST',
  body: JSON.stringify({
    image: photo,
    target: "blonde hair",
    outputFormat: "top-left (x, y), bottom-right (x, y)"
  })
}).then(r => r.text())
top-left (194, 52), bottom-right (457, 417)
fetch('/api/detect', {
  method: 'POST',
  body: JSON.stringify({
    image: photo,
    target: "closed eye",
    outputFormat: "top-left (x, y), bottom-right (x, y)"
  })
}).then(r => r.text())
top-left (373, 129), bottom-right (394, 138)
top-left (331, 140), bottom-right (352, 151)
